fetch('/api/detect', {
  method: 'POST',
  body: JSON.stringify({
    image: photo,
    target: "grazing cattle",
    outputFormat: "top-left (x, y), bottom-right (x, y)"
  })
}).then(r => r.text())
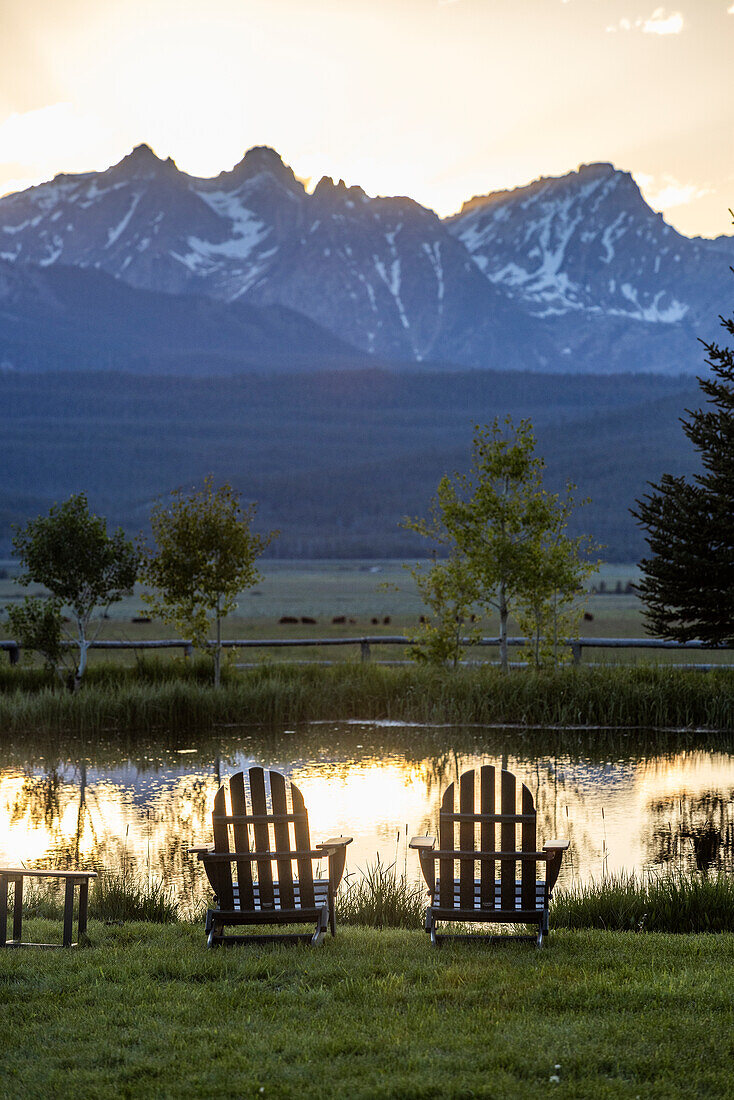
top-left (383, 615), bottom-right (391, 625)
top-left (584, 612), bottom-right (594, 622)
top-left (349, 618), bottom-right (356, 624)
top-left (279, 616), bottom-right (298, 624)
top-left (332, 615), bottom-right (346, 624)
top-left (132, 616), bottom-right (151, 624)
top-left (419, 615), bottom-right (426, 624)
top-left (371, 617), bottom-right (379, 625)
top-left (301, 616), bottom-right (317, 625)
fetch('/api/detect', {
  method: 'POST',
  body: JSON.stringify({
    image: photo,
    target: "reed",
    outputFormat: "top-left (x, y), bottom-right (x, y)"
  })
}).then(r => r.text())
top-left (338, 857), bottom-right (427, 929)
top-left (89, 870), bottom-right (179, 924)
top-left (553, 870), bottom-right (734, 933)
top-left (1, 661), bottom-right (734, 733)
top-left (8, 870), bottom-right (178, 924)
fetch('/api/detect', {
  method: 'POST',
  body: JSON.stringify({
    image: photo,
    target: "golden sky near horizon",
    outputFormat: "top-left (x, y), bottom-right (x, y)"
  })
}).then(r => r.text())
top-left (0, 0), bottom-right (733, 235)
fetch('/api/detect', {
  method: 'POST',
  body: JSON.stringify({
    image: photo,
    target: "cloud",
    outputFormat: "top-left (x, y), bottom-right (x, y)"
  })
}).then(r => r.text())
top-left (643, 7), bottom-right (684, 33)
top-left (0, 102), bottom-right (109, 167)
top-left (636, 172), bottom-right (711, 210)
top-left (606, 7), bottom-right (684, 34)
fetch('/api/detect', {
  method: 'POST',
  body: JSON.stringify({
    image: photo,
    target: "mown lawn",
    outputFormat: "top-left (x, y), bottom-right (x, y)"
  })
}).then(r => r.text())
top-left (1, 924), bottom-right (733, 1098)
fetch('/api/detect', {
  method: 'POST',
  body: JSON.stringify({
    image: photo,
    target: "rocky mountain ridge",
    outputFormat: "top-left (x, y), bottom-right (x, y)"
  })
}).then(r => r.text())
top-left (1, 146), bottom-right (732, 374)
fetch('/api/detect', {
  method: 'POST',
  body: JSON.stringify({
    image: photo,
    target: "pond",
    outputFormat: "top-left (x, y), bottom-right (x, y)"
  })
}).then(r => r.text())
top-left (1, 722), bottom-right (733, 912)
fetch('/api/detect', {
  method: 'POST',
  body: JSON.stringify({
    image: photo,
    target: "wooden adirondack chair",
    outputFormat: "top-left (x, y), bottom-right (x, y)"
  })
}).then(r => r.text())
top-left (189, 767), bottom-right (352, 947)
top-left (410, 765), bottom-right (568, 947)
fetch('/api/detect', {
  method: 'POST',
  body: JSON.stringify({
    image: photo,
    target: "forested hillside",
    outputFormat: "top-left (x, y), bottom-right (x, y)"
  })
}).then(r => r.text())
top-left (0, 368), bottom-right (700, 560)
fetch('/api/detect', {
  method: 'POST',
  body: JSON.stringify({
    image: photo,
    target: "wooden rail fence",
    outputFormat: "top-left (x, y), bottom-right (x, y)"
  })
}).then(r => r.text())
top-left (2, 635), bottom-right (734, 667)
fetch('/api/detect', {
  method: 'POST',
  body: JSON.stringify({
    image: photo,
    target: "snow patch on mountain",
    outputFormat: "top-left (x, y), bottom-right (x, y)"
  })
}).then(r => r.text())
top-left (106, 192), bottom-right (141, 248)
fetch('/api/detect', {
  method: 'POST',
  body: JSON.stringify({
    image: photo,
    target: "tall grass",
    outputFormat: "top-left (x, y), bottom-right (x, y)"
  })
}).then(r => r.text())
top-left (90, 870), bottom-right (179, 924)
top-left (338, 858), bottom-right (427, 929)
top-left (1, 661), bottom-right (734, 734)
top-left (553, 870), bottom-right (734, 933)
top-left (14, 871), bottom-right (178, 924)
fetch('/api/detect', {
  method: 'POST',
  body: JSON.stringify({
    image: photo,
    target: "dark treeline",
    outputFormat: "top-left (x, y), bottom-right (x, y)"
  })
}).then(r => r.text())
top-left (0, 367), bottom-right (701, 559)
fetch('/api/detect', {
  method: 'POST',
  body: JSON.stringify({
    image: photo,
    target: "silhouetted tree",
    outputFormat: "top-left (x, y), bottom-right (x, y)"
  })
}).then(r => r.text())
top-left (634, 283), bottom-right (734, 641)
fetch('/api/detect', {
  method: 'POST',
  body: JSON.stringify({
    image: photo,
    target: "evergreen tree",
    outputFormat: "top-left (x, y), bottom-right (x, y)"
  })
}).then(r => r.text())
top-left (634, 297), bottom-right (734, 641)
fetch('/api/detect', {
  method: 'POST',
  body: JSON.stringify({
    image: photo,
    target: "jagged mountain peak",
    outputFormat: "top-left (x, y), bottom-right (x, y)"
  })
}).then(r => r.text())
top-left (311, 176), bottom-right (368, 204)
top-left (215, 145), bottom-right (302, 194)
top-left (456, 161), bottom-right (637, 218)
top-left (106, 143), bottom-right (182, 182)
top-left (447, 157), bottom-right (728, 333)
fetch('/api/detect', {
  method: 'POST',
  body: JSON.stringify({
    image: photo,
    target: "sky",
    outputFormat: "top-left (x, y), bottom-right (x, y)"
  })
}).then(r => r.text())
top-left (0, 0), bottom-right (733, 236)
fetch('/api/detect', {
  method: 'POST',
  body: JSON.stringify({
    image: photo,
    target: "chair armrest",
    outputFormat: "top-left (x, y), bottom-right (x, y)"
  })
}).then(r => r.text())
top-left (316, 837), bottom-right (353, 852)
top-left (187, 844), bottom-right (215, 859)
top-left (544, 839), bottom-right (569, 893)
top-left (409, 836), bottom-right (436, 850)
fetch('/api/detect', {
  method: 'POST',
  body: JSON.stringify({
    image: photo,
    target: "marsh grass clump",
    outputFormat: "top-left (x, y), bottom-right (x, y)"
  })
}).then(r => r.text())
top-left (553, 870), bottom-right (734, 933)
top-left (338, 857), bottom-right (427, 929)
top-left (15, 879), bottom-right (66, 920)
top-left (1, 661), bottom-right (734, 734)
top-left (89, 870), bottom-right (179, 924)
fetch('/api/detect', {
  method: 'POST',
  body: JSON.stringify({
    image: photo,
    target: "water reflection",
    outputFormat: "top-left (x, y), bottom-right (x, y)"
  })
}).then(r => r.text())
top-left (2, 724), bottom-right (734, 911)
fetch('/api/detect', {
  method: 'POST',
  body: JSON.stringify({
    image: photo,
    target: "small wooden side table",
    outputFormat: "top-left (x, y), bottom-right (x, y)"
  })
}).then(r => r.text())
top-left (0, 869), bottom-right (98, 948)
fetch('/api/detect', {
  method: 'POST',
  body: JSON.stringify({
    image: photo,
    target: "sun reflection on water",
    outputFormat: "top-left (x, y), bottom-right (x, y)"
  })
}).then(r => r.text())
top-left (1, 731), bottom-right (733, 906)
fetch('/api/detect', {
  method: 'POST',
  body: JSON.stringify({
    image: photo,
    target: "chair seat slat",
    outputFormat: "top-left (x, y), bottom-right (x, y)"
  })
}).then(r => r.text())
top-left (212, 813), bottom-right (307, 825)
top-left (425, 849), bottom-right (548, 861)
top-left (201, 849), bottom-right (329, 862)
top-left (441, 813), bottom-right (536, 823)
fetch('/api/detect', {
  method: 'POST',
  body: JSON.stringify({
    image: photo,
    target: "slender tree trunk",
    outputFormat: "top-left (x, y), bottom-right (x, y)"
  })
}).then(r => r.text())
top-left (499, 583), bottom-right (509, 672)
top-left (74, 620), bottom-right (89, 693)
top-left (214, 600), bottom-right (222, 688)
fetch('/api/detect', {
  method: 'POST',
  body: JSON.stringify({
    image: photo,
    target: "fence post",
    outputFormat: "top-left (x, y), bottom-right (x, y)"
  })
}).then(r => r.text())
top-left (360, 640), bottom-right (371, 662)
top-left (9, 644), bottom-right (20, 666)
top-left (184, 644), bottom-right (193, 659)
top-left (570, 640), bottom-right (582, 666)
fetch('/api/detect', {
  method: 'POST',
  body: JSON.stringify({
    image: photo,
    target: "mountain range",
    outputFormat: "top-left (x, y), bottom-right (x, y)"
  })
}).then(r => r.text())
top-left (1, 145), bottom-right (732, 375)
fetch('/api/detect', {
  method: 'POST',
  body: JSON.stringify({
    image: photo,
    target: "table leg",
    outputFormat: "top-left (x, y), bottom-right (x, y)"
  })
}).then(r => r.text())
top-left (62, 878), bottom-right (75, 947)
top-left (78, 880), bottom-right (89, 937)
top-left (0, 876), bottom-right (7, 946)
top-left (12, 876), bottom-right (23, 943)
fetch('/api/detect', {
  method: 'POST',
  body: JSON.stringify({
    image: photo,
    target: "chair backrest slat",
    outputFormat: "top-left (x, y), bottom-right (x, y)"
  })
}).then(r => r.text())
top-left (291, 782), bottom-right (316, 908)
top-left (270, 771), bottom-right (295, 909)
top-left (500, 770), bottom-right (516, 910)
top-left (479, 765), bottom-right (496, 909)
top-left (459, 770), bottom-right (475, 908)
top-left (211, 785), bottom-right (234, 909)
top-left (439, 783), bottom-right (454, 909)
top-left (520, 783), bottom-right (537, 910)
top-left (228, 771), bottom-right (255, 910)
top-left (430, 765), bottom-right (541, 915)
top-left (249, 767), bottom-right (275, 909)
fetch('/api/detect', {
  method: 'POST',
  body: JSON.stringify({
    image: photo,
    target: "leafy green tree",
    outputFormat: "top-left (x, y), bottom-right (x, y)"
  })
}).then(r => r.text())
top-left (633, 296), bottom-right (734, 642)
top-left (514, 519), bottom-right (597, 668)
top-left (141, 477), bottom-right (276, 686)
top-left (11, 493), bottom-right (138, 689)
top-left (404, 418), bottom-right (595, 671)
top-left (5, 596), bottom-right (65, 681)
top-left (406, 552), bottom-right (480, 667)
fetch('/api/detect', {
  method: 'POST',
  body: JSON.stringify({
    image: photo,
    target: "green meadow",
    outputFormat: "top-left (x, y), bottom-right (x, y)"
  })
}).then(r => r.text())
top-left (1, 922), bottom-right (732, 1099)
top-left (5, 558), bottom-right (725, 670)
